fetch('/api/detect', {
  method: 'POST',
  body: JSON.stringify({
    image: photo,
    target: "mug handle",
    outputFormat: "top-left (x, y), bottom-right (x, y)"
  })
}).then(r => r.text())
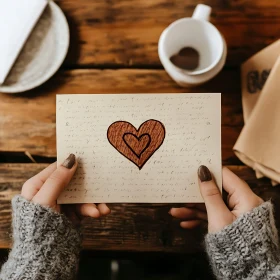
top-left (192, 4), bottom-right (212, 21)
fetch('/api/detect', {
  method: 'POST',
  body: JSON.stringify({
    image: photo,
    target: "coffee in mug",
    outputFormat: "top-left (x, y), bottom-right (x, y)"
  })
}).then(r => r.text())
top-left (158, 4), bottom-right (227, 87)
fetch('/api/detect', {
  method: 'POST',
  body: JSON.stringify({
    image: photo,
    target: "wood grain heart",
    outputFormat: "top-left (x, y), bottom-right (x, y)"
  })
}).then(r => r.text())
top-left (107, 119), bottom-right (165, 169)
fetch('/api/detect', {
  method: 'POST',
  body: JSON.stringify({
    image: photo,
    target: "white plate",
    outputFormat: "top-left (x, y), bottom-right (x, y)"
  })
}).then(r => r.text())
top-left (0, 1), bottom-right (69, 93)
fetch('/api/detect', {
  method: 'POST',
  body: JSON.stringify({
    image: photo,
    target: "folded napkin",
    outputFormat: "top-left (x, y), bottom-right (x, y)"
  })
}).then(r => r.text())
top-left (0, 0), bottom-right (47, 84)
top-left (234, 53), bottom-right (280, 184)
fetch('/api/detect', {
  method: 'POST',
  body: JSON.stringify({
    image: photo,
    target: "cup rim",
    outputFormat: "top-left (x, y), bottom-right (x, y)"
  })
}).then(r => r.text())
top-left (160, 17), bottom-right (224, 75)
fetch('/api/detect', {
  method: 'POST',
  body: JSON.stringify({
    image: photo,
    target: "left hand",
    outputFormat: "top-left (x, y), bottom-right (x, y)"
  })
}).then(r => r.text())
top-left (169, 203), bottom-right (207, 229)
top-left (21, 154), bottom-right (111, 224)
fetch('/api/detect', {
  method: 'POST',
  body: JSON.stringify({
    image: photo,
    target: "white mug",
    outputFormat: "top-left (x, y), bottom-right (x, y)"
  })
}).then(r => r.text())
top-left (158, 4), bottom-right (227, 87)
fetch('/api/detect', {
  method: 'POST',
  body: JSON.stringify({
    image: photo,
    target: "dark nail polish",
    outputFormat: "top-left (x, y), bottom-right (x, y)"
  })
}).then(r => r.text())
top-left (62, 154), bottom-right (76, 169)
top-left (198, 165), bottom-right (212, 182)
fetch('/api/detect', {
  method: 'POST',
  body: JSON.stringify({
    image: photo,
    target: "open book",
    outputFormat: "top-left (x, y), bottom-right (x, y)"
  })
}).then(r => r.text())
top-left (56, 93), bottom-right (221, 203)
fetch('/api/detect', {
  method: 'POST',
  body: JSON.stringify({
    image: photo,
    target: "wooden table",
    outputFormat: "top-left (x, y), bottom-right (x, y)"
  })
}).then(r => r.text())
top-left (1, 0), bottom-right (280, 253)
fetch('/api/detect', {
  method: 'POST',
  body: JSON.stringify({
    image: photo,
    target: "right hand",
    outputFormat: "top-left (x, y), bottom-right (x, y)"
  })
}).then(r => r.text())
top-left (170, 166), bottom-right (264, 233)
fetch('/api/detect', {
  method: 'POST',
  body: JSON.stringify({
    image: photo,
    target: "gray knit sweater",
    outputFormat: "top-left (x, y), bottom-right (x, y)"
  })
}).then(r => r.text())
top-left (0, 197), bottom-right (279, 279)
top-left (0, 196), bottom-right (81, 280)
top-left (206, 201), bottom-right (280, 279)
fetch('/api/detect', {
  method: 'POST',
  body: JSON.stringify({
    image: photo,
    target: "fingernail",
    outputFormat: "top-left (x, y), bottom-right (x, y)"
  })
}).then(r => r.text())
top-left (198, 165), bottom-right (212, 182)
top-left (62, 154), bottom-right (76, 169)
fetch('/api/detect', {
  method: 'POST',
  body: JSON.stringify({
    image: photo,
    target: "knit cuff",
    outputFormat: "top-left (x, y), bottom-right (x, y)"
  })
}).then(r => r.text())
top-left (1, 195), bottom-right (82, 279)
top-left (11, 195), bottom-right (81, 249)
top-left (205, 202), bottom-right (280, 280)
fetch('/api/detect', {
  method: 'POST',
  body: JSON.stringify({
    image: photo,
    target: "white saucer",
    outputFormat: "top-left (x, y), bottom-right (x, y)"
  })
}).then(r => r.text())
top-left (0, 1), bottom-right (69, 93)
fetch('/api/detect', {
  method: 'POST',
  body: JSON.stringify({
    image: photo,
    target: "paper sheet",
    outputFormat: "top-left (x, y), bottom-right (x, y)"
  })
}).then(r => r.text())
top-left (241, 39), bottom-right (280, 122)
top-left (235, 56), bottom-right (280, 184)
top-left (57, 93), bottom-right (221, 204)
top-left (238, 39), bottom-right (280, 184)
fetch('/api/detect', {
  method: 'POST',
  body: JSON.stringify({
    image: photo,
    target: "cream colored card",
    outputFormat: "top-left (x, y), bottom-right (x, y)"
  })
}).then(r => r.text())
top-left (57, 93), bottom-right (221, 204)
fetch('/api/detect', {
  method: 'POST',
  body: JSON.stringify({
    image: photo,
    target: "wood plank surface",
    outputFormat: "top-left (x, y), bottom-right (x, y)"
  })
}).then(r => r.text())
top-left (54, 0), bottom-right (280, 67)
top-left (1, 0), bottom-right (280, 256)
top-left (0, 164), bottom-right (278, 252)
top-left (0, 69), bottom-right (242, 164)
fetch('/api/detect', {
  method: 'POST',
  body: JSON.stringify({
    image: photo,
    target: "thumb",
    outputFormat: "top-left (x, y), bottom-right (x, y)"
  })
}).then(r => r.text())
top-left (32, 154), bottom-right (78, 207)
top-left (198, 165), bottom-right (233, 232)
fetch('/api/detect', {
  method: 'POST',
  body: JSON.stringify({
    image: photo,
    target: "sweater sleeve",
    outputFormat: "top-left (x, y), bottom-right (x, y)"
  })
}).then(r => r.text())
top-left (205, 201), bottom-right (280, 280)
top-left (0, 195), bottom-right (81, 280)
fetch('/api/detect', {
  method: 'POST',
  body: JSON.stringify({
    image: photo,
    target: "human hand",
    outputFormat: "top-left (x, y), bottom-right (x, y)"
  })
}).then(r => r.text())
top-left (170, 166), bottom-right (264, 233)
top-left (21, 154), bottom-right (110, 222)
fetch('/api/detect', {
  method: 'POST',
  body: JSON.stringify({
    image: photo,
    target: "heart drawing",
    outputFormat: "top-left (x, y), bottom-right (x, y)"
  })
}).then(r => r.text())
top-left (107, 119), bottom-right (165, 169)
